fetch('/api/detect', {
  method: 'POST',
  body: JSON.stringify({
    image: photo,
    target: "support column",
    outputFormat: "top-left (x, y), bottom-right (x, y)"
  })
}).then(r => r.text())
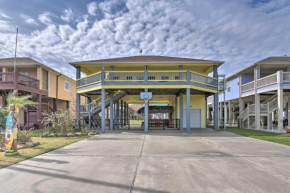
top-left (213, 65), bottom-right (219, 131)
top-left (228, 101), bottom-right (232, 126)
top-left (116, 100), bottom-right (120, 128)
top-left (255, 93), bottom-right (261, 130)
top-left (144, 99), bottom-right (149, 133)
top-left (37, 94), bottom-right (42, 128)
top-left (267, 102), bottom-right (271, 130)
top-left (224, 102), bottom-right (227, 126)
top-left (179, 93), bottom-right (183, 130)
top-left (206, 96), bottom-right (209, 128)
top-left (121, 100), bottom-right (124, 127)
top-left (175, 96), bottom-right (178, 120)
top-left (254, 66), bottom-right (261, 130)
top-left (278, 87), bottom-right (284, 133)
top-left (186, 88), bottom-right (191, 133)
top-left (288, 97), bottom-right (290, 126)
top-left (110, 92), bottom-right (114, 131)
top-left (124, 102), bottom-right (127, 126)
top-left (75, 66), bottom-right (81, 129)
top-left (101, 88), bottom-right (106, 133)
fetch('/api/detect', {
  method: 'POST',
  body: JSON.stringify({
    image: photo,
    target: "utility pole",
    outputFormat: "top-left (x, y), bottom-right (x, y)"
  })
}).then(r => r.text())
top-left (14, 28), bottom-right (18, 72)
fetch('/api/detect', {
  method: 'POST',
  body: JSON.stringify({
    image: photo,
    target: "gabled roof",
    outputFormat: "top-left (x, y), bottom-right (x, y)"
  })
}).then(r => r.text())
top-left (0, 57), bottom-right (75, 82)
top-left (256, 56), bottom-right (290, 65)
top-left (70, 55), bottom-right (224, 66)
top-left (0, 57), bottom-right (42, 66)
top-left (226, 56), bottom-right (290, 81)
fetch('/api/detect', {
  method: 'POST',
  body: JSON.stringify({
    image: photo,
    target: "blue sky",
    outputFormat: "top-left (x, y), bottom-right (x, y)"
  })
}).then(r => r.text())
top-left (0, 0), bottom-right (290, 78)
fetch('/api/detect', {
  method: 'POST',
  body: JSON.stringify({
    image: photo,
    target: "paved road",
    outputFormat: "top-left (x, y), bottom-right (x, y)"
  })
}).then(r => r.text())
top-left (1, 129), bottom-right (290, 193)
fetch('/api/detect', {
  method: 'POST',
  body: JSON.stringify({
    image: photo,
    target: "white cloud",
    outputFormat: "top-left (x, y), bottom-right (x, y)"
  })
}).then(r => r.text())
top-left (0, 0), bottom-right (290, 78)
top-left (21, 14), bottom-right (38, 25)
top-left (38, 12), bottom-right (55, 25)
top-left (61, 8), bottom-right (75, 22)
top-left (0, 12), bottom-right (10, 19)
top-left (87, 2), bottom-right (97, 16)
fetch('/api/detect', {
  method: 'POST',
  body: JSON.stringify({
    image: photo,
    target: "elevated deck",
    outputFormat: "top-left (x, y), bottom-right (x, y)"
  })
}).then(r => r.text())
top-left (77, 70), bottom-right (218, 94)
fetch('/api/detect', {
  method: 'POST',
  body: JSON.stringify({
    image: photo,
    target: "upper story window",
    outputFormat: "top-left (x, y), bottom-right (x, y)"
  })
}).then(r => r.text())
top-left (227, 81), bottom-right (231, 92)
top-left (42, 70), bottom-right (48, 90)
top-left (65, 81), bottom-right (70, 91)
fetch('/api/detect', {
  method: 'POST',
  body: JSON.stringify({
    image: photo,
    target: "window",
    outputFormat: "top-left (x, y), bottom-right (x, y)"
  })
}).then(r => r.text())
top-left (42, 70), bottom-right (48, 90)
top-left (227, 81), bottom-right (231, 92)
top-left (65, 81), bottom-right (70, 91)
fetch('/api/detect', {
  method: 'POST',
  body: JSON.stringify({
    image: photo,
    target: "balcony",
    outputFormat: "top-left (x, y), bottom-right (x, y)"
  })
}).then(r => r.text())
top-left (76, 70), bottom-right (218, 93)
top-left (0, 72), bottom-right (40, 92)
top-left (241, 71), bottom-right (290, 93)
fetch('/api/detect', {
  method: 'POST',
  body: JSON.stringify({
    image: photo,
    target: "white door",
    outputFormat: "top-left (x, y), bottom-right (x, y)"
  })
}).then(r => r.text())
top-left (183, 109), bottom-right (201, 128)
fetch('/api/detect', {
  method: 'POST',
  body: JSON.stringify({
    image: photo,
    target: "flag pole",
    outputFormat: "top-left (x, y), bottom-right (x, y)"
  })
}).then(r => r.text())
top-left (14, 28), bottom-right (18, 72)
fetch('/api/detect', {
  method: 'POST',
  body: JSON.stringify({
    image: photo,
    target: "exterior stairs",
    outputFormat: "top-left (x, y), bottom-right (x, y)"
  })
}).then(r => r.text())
top-left (239, 93), bottom-right (289, 128)
top-left (81, 91), bottom-right (126, 129)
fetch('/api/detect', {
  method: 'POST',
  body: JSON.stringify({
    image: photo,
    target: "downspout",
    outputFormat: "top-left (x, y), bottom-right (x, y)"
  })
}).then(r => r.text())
top-left (54, 73), bottom-right (61, 111)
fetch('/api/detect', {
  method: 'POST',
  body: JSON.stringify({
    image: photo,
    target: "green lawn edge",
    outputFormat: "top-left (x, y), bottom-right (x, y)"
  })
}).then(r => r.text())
top-left (0, 130), bottom-right (95, 170)
top-left (221, 127), bottom-right (290, 146)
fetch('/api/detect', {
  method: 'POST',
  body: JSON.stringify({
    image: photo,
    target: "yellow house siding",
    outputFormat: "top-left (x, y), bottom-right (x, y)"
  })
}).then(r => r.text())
top-left (57, 76), bottom-right (76, 102)
top-left (182, 95), bottom-right (206, 128)
top-left (48, 72), bottom-right (57, 98)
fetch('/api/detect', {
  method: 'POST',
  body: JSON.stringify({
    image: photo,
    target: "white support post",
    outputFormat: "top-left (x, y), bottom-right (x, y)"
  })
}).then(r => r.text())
top-left (277, 87), bottom-right (284, 133)
top-left (228, 101), bottom-right (232, 126)
top-left (255, 94), bottom-right (260, 130)
top-left (267, 102), bottom-right (270, 130)
top-left (224, 102), bottom-right (227, 125)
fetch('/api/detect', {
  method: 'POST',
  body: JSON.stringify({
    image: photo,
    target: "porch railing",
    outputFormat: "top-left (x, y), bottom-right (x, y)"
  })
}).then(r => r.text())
top-left (283, 72), bottom-right (290, 82)
top-left (76, 72), bottom-right (101, 87)
top-left (241, 81), bottom-right (255, 93)
top-left (77, 70), bottom-right (217, 89)
top-left (18, 73), bottom-right (39, 89)
top-left (190, 71), bottom-right (217, 87)
top-left (257, 73), bottom-right (277, 88)
top-left (0, 72), bottom-right (39, 89)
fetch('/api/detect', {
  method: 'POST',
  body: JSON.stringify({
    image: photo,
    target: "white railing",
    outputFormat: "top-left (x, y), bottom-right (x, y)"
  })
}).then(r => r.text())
top-left (241, 81), bottom-right (255, 93)
top-left (105, 71), bottom-right (145, 81)
top-left (239, 107), bottom-right (249, 119)
top-left (249, 104), bottom-right (255, 114)
top-left (283, 72), bottom-right (290, 83)
top-left (77, 70), bottom-right (217, 89)
top-left (260, 104), bottom-right (268, 113)
top-left (190, 71), bottom-right (217, 87)
top-left (148, 71), bottom-right (187, 81)
top-left (257, 73), bottom-right (277, 88)
top-left (77, 72), bottom-right (101, 88)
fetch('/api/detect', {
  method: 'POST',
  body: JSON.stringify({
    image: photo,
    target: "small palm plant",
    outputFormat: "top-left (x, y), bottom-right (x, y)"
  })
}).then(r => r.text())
top-left (6, 90), bottom-right (38, 110)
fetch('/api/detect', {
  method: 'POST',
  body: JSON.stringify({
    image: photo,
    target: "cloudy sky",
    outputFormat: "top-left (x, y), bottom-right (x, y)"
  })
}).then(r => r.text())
top-left (0, 0), bottom-right (289, 78)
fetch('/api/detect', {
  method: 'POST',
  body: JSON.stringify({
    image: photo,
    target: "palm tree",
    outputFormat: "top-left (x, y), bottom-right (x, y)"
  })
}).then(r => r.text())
top-left (6, 90), bottom-right (38, 110)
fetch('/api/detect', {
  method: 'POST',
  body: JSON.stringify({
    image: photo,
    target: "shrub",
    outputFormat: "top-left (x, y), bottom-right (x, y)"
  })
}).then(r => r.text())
top-left (18, 128), bottom-right (33, 144)
top-left (42, 109), bottom-right (75, 134)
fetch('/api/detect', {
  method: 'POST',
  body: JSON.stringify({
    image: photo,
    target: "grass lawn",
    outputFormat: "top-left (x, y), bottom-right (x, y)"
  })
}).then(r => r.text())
top-left (222, 127), bottom-right (290, 146)
top-left (0, 129), bottom-right (93, 169)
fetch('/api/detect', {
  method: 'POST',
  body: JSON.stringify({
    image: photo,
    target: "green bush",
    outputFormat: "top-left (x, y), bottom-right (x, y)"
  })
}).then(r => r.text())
top-left (0, 106), bottom-right (8, 128)
top-left (18, 128), bottom-right (33, 144)
top-left (42, 109), bottom-right (75, 134)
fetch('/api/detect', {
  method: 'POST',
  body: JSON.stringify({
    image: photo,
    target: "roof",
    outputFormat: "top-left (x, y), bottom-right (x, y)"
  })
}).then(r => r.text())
top-left (256, 56), bottom-right (290, 65)
top-left (226, 56), bottom-right (290, 81)
top-left (70, 55), bottom-right (224, 66)
top-left (0, 57), bottom-right (42, 66)
top-left (0, 57), bottom-right (75, 82)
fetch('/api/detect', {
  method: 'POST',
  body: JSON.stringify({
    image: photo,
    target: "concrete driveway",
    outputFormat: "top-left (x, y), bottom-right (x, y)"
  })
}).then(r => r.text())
top-left (1, 129), bottom-right (290, 193)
